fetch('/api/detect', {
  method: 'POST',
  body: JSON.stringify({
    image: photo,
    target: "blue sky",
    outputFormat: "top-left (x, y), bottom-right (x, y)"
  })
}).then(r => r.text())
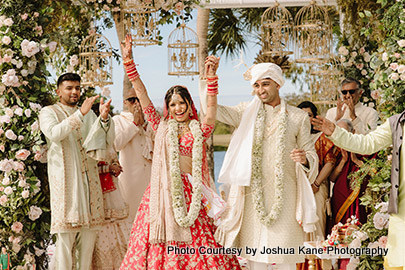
top-left (102, 11), bottom-right (308, 113)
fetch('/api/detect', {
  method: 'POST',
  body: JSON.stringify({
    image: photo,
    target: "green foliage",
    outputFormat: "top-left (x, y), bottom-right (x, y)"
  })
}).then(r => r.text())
top-left (213, 120), bottom-right (233, 135)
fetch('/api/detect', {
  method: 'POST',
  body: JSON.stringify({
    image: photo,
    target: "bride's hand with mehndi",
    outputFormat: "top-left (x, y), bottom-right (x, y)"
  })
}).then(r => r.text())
top-left (121, 34), bottom-right (133, 62)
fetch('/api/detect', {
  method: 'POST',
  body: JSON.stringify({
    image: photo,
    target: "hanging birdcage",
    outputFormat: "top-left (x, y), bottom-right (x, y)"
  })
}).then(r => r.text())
top-left (261, 1), bottom-right (293, 57)
top-left (308, 56), bottom-right (343, 105)
top-left (123, 0), bottom-right (159, 46)
top-left (294, 0), bottom-right (332, 64)
top-left (79, 33), bottom-right (113, 88)
top-left (168, 23), bottom-right (199, 76)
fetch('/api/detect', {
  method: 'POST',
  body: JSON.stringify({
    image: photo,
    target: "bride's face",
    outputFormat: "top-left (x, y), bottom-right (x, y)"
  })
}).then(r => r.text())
top-left (168, 94), bottom-right (190, 122)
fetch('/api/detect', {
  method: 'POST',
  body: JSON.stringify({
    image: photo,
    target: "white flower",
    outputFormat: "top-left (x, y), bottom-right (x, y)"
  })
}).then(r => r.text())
top-left (4, 186), bottom-right (13, 195)
top-left (375, 201), bottom-right (389, 212)
top-left (382, 52), bottom-right (389, 61)
top-left (21, 189), bottom-right (29, 199)
top-left (390, 73), bottom-right (400, 81)
top-left (69, 55), bottom-right (79, 67)
top-left (18, 179), bottom-right (27, 187)
top-left (2, 69), bottom-right (19, 87)
top-left (21, 13), bottom-right (28, 20)
top-left (0, 115), bottom-right (11, 124)
top-left (353, 230), bottom-right (368, 241)
top-left (4, 18), bottom-right (13, 26)
top-left (363, 52), bottom-right (371, 62)
top-left (0, 159), bottom-right (14, 172)
top-left (29, 102), bottom-right (42, 111)
top-left (2, 175), bottom-right (10, 185)
top-left (24, 109), bottom-right (31, 117)
top-left (367, 241), bottom-right (380, 249)
top-left (28, 205), bottom-right (43, 221)
top-left (14, 107), bottom-right (23, 116)
top-left (21, 39), bottom-right (40, 57)
top-left (5, 129), bottom-right (17, 140)
top-left (31, 121), bottom-right (39, 131)
top-left (12, 243), bottom-right (21, 253)
top-left (397, 39), bottom-right (405, 47)
top-left (361, 69), bottom-right (367, 76)
top-left (11, 221), bottom-right (23, 233)
top-left (390, 63), bottom-right (399, 71)
top-left (400, 73), bottom-right (405, 81)
top-left (2, 36), bottom-right (11, 45)
top-left (21, 69), bottom-right (28, 77)
top-left (373, 212), bottom-right (390, 229)
top-left (351, 51), bottom-right (358, 58)
top-left (13, 161), bottom-right (25, 172)
top-left (349, 238), bottom-right (361, 248)
top-left (5, 108), bottom-right (14, 117)
top-left (370, 90), bottom-right (380, 100)
top-left (398, 64), bottom-right (405, 74)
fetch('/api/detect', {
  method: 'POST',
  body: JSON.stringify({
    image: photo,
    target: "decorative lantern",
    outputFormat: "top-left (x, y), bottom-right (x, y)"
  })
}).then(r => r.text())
top-left (123, 0), bottom-right (159, 46)
top-left (308, 56), bottom-right (343, 105)
top-left (168, 23), bottom-right (199, 76)
top-left (294, 0), bottom-right (332, 64)
top-left (79, 33), bottom-right (113, 88)
top-left (261, 1), bottom-right (293, 57)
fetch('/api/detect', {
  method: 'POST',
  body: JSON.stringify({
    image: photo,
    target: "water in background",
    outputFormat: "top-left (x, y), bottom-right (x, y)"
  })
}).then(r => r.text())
top-left (213, 151), bottom-right (226, 191)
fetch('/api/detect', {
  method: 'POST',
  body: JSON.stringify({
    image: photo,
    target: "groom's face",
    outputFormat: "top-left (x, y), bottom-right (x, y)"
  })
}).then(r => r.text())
top-left (253, 78), bottom-right (280, 105)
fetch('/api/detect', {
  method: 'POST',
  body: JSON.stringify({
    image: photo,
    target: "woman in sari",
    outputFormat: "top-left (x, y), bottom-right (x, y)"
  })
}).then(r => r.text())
top-left (119, 35), bottom-right (241, 269)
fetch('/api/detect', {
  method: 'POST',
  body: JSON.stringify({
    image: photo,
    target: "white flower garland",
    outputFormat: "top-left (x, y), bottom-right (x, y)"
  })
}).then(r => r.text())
top-left (251, 102), bottom-right (287, 226)
top-left (167, 119), bottom-right (203, 228)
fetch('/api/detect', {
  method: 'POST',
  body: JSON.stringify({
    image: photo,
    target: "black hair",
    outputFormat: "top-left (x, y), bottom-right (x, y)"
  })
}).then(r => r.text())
top-left (297, 101), bottom-right (318, 134)
top-left (341, 77), bottom-right (361, 89)
top-left (164, 85), bottom-right (193, 119)
top-left (57, 73), bottom-right (81, 87)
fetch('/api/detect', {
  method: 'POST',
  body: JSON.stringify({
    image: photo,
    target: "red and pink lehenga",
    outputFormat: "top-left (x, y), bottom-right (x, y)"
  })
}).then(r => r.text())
top-left (120, 102), bottom-right (241, 270)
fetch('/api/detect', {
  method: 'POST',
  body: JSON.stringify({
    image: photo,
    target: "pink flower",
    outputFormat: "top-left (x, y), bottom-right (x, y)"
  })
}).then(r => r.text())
top-left (0, 195), bottom-right (8, 206)
top-left (2, 69), bottom-right (19, 87)
top-left (349, 238), bottom-right (361, 248)
top-left (31, 121), bottom-right (39, 131)
top-left (21, 39), bottom-right (40, 57)
top-left (351, 51), bottom-right (358, 58)
top-left (400, 73), bottom-right (405, 81)
top-left (2, 54), bottom-right (12, 63)
top-left (359, 47), bottom-right (365, 54)
top-left (373, 212), bottom-right (390, 230)
top-left (0, 159), bottom-right (14, 172)
top-left (24, 109), bottom-right (31, 117)
top-left (398, 64), bottom-right (405, 74)
top-left (34, 25), bottom-right (43, 36)
top-left (390, 63), bottom-right (399, 71)
top-left (2, 175), bottom-right (10, 185)
top-left (5, 130), bottom-right (17, 140)
top-left (363, 52), bottom-right (371, 62)
top-left (0, 187), bottom-right (3, 191)
top-left (356, 63), bottom-right (364, 70)
top-left (11, 221), bottom-right (23, 233)
top-left (15, 149), bottom-right (30, 161)
top-left (175, 2), bottom-right (184, 15)
top-left (370, 90), bottom-right (380, 100)
top-left (390, 73), bottom-right (400, 81)
top-left (34, 152), bottom-right (42, 161)
top-left (361, 69), bottom-right (367, 76)
top-left (21, 13), bottom-right (28, 20)
top-left (13, 161), bottom-right (25, 172)
top-left (2, 36), bottom-right (11, 45)
top-left (378, 236), bottom-right (388, 248)
top-left (28, 206), bottom-right (42, 221)
top-left (394, 53), bottom-right (401, 58)
top-left (48, 41), bottom-right (57, 53)
top-left (4, 18), bottom-right (13, 26)
top-left (21, 190), bottom-right (29, 199)
top-left (34, 12), bottom-right (39, 17)
top-left (0, 145), bottom-right (4, 152)
top-left (338, 46), bottom-right (349, 56)
top-left (0, 115), bottom-right (11, 124)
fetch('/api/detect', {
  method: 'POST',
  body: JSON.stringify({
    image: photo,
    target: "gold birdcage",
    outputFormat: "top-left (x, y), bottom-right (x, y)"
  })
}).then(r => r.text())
top-left (261, 1), bottom-right (293, 56)
top-left (168, 23), bottom-right (199, 76)
top-left (294, 0), bottom-right (332, 64)
top-left (308, 56), bottom-right (343, 105)
top-left (79, 33), bottom-right (113, 87)
top-left (123, 0), bottom-right (159, 46)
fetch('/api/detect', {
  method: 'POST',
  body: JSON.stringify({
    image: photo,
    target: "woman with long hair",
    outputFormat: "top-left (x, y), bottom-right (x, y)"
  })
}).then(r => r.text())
top-left (119, 35), bottom-right (241, 269)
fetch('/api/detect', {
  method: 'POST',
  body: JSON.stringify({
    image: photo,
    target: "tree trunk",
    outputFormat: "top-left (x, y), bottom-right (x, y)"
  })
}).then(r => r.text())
top-left (113, 12), bottom-right (132, 105)
top-left (197, 8), bottom-right (215, 181)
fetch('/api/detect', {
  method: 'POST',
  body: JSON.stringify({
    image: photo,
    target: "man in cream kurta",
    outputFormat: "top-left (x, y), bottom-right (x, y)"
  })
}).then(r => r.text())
top-left (113, 88), bottom-right (153, 221)
top-left (201, 64), bottom-right (318, 270)
top-left (325, 77), bottom-right (378, 134)
top-left (312, 112), bottom-right (405, 270)
top-left (39, 73), bottom-right (114, 270)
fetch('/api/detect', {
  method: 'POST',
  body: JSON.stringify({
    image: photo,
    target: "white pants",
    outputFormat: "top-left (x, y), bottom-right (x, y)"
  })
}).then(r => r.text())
top-left (55, 228), bottom-right (97, 270)
top-left (248, 260), bottom-right (296, 270)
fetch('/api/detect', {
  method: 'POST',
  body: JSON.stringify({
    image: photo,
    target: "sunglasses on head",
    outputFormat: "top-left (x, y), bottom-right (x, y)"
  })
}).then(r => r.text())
top-left (341, 89), bottom-right (358, 95)
top-left (126, 97), bottom-right (139, 104)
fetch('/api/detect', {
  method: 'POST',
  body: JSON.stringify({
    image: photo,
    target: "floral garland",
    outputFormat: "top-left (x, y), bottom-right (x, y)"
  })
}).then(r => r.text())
top-left (167, 119), bottom-right (203, 228)
top-left (251, 102), bottom-right (287, 226)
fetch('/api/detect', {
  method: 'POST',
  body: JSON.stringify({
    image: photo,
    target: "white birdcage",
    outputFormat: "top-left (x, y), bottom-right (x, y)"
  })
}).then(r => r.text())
top-left (261, 1), bottom-right (293, 56)
top-left (294, 0), bottom-right (332, 64)
top-left (168, 23), bottom-right (199, 76)
top-left (79, 33), bottom-right (113, 87)
top-left (308, 56), bottom-right (343, 105)
top-left (123, 0), bottom-right (159, 46)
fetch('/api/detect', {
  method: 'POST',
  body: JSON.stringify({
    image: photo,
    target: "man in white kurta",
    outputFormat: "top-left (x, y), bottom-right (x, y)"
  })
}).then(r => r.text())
top-left (325, 77), bottom-right (378, 134)
top-left (39, 73), bottom-right (114, 270)
top-left (113, 88), bottom-right (153, 221)
top-left (201, 64), bottom-right (318, 270)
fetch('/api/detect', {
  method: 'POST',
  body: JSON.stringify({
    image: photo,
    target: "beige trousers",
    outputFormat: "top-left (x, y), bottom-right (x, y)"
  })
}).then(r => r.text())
top-left (55, 228), bottom-right (97, 270)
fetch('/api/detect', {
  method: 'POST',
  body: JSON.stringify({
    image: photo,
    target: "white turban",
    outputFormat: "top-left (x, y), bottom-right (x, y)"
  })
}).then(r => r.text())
top-left (244, 63), bottom-right (285, 87)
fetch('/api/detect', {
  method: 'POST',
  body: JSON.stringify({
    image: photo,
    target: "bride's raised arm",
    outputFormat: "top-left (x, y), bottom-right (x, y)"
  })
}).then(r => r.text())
top-left (121, 34), bottom-right (152, 110)
top-left (203, 55), bottom-right (220, 126)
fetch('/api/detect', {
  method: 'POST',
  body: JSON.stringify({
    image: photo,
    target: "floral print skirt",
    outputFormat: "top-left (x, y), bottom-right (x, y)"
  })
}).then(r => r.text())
top-left (120, 174), bottom-right (241, 270)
